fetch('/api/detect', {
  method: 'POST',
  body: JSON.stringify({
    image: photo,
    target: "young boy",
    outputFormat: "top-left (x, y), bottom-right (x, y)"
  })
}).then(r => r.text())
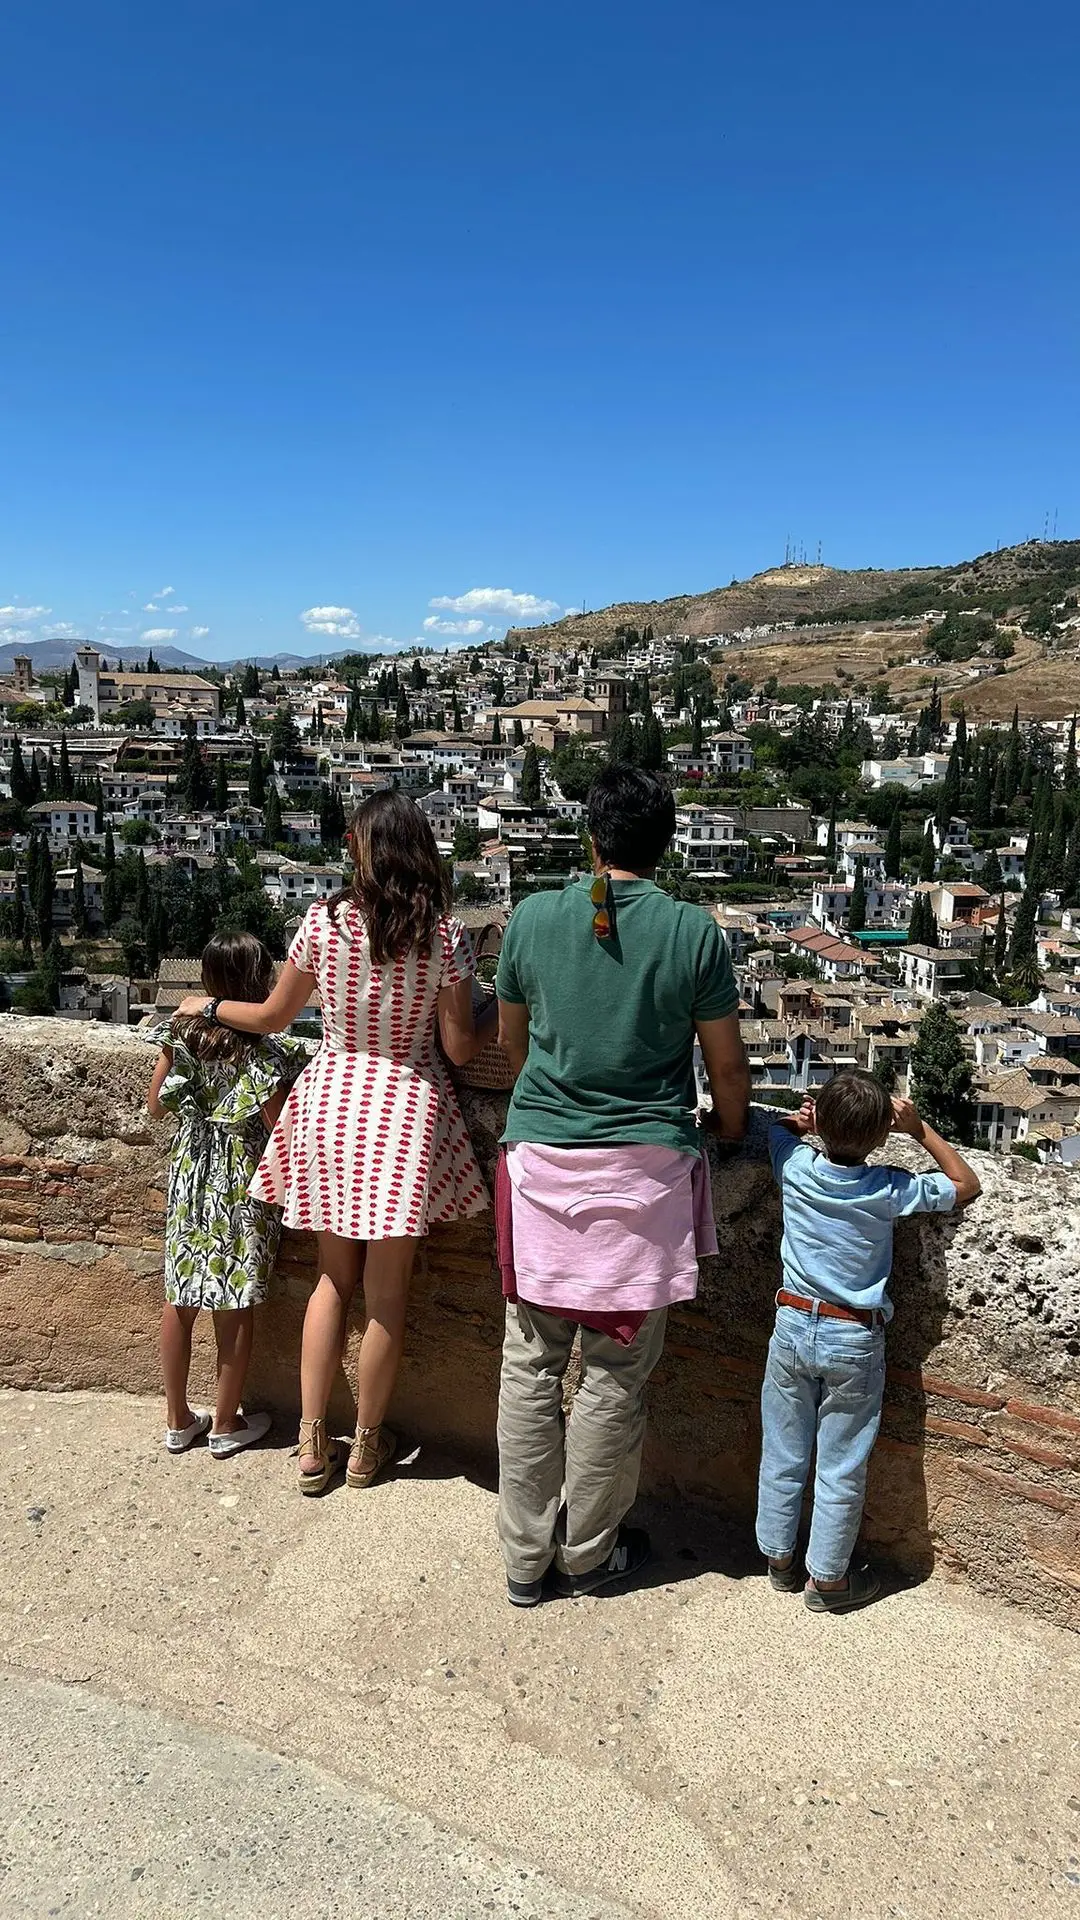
top-left (757, 1068), bottom-right (981, 1612)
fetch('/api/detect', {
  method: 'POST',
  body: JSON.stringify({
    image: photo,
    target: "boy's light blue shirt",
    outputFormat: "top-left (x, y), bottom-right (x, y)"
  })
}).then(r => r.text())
top-left (767, 1123), bottom-right (956, 1322)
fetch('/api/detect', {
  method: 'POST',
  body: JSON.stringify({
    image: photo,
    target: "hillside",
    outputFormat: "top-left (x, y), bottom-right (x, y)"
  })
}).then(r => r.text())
top-left (511, 539), bottom-right (1080, 651)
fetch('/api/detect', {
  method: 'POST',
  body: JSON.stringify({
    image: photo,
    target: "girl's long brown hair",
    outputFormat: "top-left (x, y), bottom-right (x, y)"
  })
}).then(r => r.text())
top-left (330, 789), bottom-right (448, 963)
top-left (171, 931), bottom-right (276, 1065)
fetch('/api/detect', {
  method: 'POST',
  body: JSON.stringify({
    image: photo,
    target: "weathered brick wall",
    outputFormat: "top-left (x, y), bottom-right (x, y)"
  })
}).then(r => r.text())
top-left (0, 1018), bottom-right (1077, 1630)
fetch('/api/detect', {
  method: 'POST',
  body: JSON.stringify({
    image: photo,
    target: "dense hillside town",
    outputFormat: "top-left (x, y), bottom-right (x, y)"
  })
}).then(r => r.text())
top-left (1, 614), bottom-right (1079, 1163)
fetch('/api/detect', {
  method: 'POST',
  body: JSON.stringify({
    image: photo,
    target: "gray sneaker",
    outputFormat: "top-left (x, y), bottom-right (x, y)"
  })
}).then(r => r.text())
top-left (804, 1561), bottom-right (881, 1613)
top-left (553, 1526), bottom-right (652, 1598)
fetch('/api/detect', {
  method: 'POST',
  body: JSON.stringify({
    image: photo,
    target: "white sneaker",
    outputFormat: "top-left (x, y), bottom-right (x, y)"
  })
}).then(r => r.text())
top-left (209, 1409), bottom-right (272, 1458)
top-left (164, 1411), bottom-right (212, 1454)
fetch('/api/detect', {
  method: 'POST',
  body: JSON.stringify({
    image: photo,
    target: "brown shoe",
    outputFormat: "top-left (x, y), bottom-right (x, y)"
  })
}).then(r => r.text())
top-left (297, 1417), bottom-right (344, 1496)
top-left (346, 1423), bottom-right (396, 1489)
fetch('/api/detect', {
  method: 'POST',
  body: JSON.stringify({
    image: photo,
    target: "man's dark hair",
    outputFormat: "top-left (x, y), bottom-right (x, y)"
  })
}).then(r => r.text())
top-left (814, 1069), bottom-right (893, 1162)
top-left (586, 765), bottom-right (676, 872)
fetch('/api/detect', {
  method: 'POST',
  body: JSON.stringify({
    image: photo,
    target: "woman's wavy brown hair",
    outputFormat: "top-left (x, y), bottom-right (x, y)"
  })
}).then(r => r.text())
top-left (330, 789), bottom-right (448, 963)
top-left (171, 931), bottom-right (276, 1066)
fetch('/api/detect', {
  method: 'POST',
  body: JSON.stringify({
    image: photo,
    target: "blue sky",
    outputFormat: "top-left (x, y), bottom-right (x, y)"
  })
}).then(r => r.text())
top-left (1, 0), bottom-right (1078, 662)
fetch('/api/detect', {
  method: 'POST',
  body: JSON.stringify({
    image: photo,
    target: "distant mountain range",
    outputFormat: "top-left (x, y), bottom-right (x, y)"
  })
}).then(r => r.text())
top-left (0, 638), bottom-right (347, 676)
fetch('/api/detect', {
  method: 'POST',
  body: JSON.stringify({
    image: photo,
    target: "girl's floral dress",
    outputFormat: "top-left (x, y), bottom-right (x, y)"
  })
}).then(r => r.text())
top-left (151, 1028), bottom-right (310, 1309)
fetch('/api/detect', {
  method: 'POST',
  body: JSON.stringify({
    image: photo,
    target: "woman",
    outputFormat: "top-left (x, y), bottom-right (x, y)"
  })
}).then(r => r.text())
top-left (494, 765), bottom-right (750, 1605)
top-left (178, 789), bottom-right (495, 1495)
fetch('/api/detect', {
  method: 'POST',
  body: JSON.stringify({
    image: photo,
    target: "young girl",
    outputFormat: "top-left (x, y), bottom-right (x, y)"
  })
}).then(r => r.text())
top-left (176, 789), bottom-right (496, 1495)
top-left (149, 931), bottom-right (309, 1458)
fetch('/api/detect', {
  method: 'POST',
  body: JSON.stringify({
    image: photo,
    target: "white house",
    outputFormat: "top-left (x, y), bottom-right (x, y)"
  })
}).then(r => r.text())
top-left (673, 805), bottom-right (747, 875)
top-left (898, 944), bottom-right (975, 1000)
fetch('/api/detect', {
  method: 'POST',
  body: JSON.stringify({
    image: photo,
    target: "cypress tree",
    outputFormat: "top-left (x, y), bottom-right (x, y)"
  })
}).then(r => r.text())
top-left (824, 800), bottom-right (837, 873)
top-left (909, 1001), bottom-right (975, 1143)
top-left (71, 861), bottom-right (87, 935)
top-left (848, 859), bottom-right (867, 933)
top-left (368, 702), bottom-right (382, 742)
top-left (520, 744), bottom-right (541, 806)
top-left (235, 692), bottom-right (246, 729)
top-left (918, 822), bottom-right (937, 882)
top-left (93, 777), bottom-right (105, 834)
top-left (264, 784), bottom-right (283, 847)
top-left (1047, 794), bottom-right (1068, 890)
top-left (247, 742), bottom-right (266, 808)
top-left (513, 718), bottom-right (525, 748)
top-left (491, 713), bottom-right (502, 748)
top-left (973, 745), bottom-right (992, 829)
top-left (215, 754), bottom-right (229, 815)
top-left (1009, 879), bottom-right (1039, 970)
top-left (58, 732), bottom-right (73, 799)
top-left (136, 850), bottom-right (151, 923)
top-left (884, 801), bottom-right (903, 880)
top-left (33, 839), bottom-right (54, 952)
top-left (9, 737), bottom-right (30, 808)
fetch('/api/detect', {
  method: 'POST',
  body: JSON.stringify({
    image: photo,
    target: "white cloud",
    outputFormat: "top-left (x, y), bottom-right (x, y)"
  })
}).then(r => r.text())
top-left (0, 628), bottom-right (34, 645)
top-left (300, 605), bottom-right (362, 640)
top-left (429, 587), bottom-right (559, 620)
top-left (0, 605), bottom-right (50, 621)
top-left (168, 603), bottom-right (189, 613)
top-left (45, 622), bottom-right (78, 636)
top-left (190, 625), bottom-right (210, 639)
top-left (423, 615), bottom-right (487, 636)
top-left (562, 606), bottom-right (582, 617)
top-left (157, 586), bottom-right (175, 599)
top-left (142, 603), bottom-right (159, 612)
top-left (141, 627), bottom-right (178, 642)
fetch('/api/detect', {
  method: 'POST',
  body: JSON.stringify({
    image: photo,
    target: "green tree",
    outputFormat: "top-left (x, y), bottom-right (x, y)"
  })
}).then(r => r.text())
top-left (71, 861), bottom-right (87, 935)
top-left (918, 821), bottom-right (937, 882)
top-left (58, 732), bottom-right (73, 800)
top-left (8, 737), bottom-right (31, 809)
top-left (452, 822), bottom-right (482, 861)
top-left (214, 754), bottom-right (229, 814)
top-left (247, 742), bottom-right (267, 808)
top-left (871, 1051), bottom-right (897, 1094)
top-left (114, 915), bottom-right (146, 978)
top-left (235, 692), bottom-right (246, 728)
top-left (980, 847), bottom-right (1003, 893)
top-left (884, 801), bottom-right (903, 880)
top-left (264, 783), bottom-right (283, 847)
top-left (607, 715), bottom-right (637, 766)
top-left (241, 662), bottom-right (260, 698)
top-left (1009, 878), bottom-right (1040, 970)
top-left (32, 837), bottom-right (54, 952)
top-left (180, 719), bottom-right (211, 811)
top-left (270, 702), bottom-right (299, 760)
top-left (491, 713), bottom-right (502, 748)
top-left (512, 717), bottom-right (525, 748)
top-left (909, 1001), bottom-right (975, 1143)
top-left (993, 896), bottom-right (1009, 976)
top-left (520, 743), bottom-right (542, 806)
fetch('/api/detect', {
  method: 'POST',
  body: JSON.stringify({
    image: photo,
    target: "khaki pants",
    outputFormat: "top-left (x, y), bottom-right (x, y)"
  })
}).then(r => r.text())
top-left (496, 1300), bottom-right (668, 1582)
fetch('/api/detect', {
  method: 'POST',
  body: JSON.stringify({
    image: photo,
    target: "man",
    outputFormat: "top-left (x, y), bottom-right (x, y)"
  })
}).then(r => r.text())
top-left (495, 764), bottom-right (749, 1605)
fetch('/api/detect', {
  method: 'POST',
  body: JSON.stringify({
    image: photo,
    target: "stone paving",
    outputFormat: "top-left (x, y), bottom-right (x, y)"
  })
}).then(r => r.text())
top-left (2, 1389), bottom-right (1079, 1919)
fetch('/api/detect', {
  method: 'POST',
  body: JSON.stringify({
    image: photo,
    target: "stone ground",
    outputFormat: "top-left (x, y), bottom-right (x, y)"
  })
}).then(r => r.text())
top-left (1, 1391), bottom-right (1079, 1920)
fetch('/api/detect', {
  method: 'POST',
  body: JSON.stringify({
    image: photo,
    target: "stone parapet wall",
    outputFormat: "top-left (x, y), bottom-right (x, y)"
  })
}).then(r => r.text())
top-left (0, 1018), bottom-right (1078, 1630)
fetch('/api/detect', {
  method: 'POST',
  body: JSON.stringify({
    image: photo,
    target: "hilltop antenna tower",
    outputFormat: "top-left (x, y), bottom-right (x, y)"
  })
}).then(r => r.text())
top-left (816, 540), bottom-right (822, 566)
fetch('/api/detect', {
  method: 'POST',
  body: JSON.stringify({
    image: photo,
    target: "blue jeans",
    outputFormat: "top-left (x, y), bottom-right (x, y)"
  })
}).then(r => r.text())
top-left (755, 1303), bottom-right (886, 1583)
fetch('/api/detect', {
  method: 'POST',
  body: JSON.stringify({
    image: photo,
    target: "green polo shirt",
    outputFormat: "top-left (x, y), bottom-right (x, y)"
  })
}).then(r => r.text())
top-left (495, 878), bottom-right (739, 1151)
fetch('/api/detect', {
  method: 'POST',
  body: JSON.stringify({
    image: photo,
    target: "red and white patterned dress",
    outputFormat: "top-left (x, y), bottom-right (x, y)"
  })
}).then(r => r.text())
top-left (250, 902), bottom-right (489, 1240)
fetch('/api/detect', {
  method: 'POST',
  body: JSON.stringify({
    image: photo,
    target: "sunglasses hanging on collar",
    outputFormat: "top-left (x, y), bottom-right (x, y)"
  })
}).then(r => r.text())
top-left (590, 873), bottom-right (614, 940)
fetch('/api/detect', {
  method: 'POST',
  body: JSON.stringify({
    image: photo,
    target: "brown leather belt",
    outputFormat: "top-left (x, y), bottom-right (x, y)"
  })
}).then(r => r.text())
top-left (776, 1288), bottom-right (882, 1329)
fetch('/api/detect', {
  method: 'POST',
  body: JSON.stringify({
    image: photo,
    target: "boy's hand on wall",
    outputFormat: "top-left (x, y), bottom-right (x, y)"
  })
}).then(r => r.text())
top-left (891, 1096), bottom-right (926, 1140)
